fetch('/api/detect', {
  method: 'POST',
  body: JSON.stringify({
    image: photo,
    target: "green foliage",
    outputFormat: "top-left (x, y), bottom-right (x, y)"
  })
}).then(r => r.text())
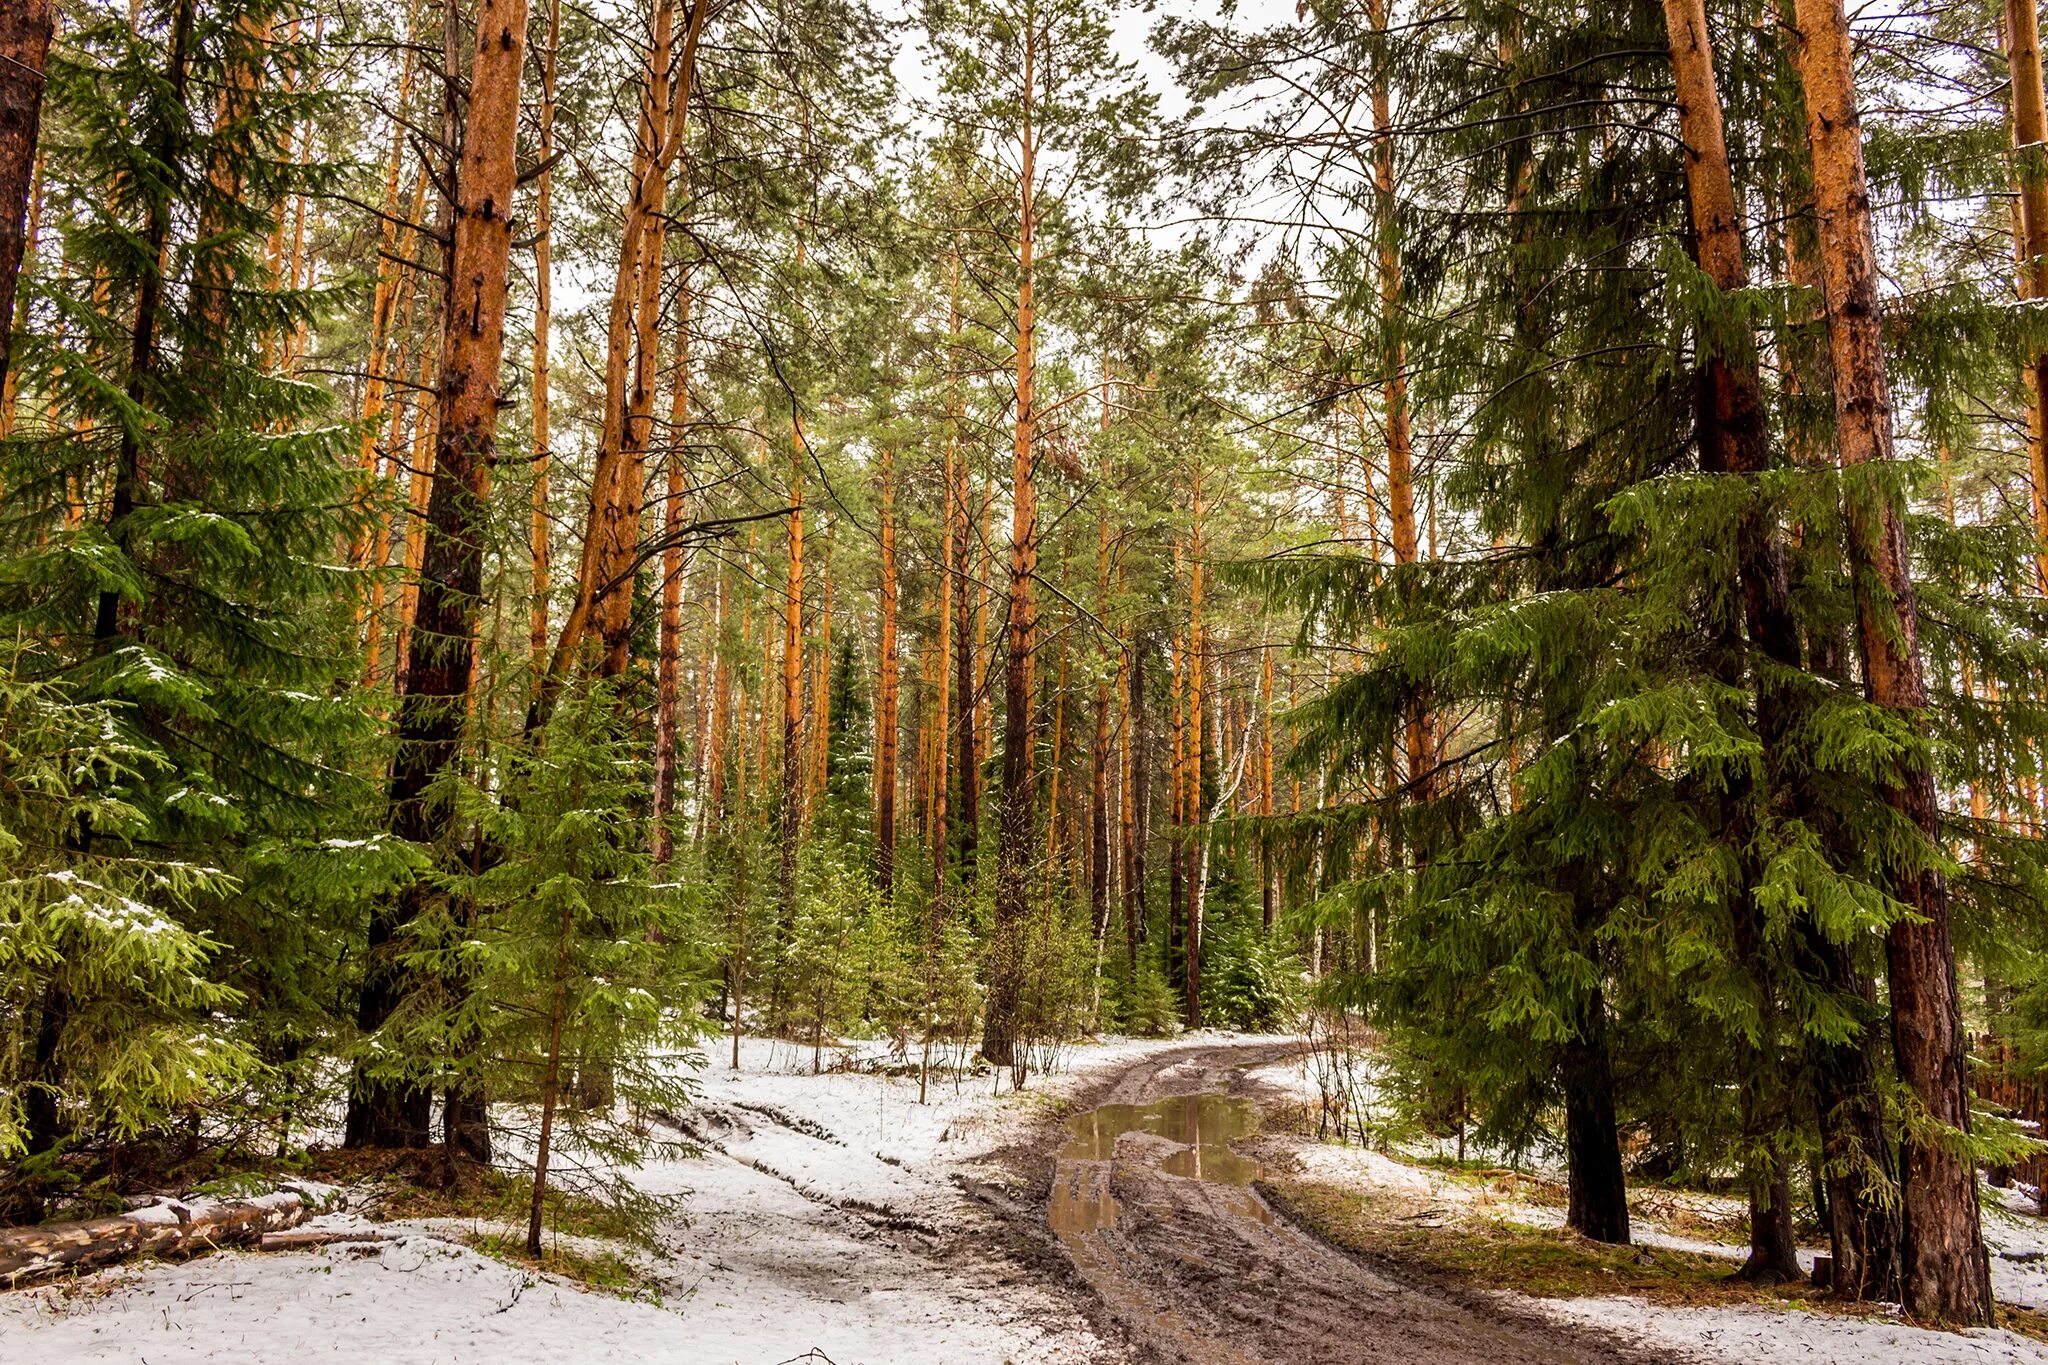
top-left (0, 653), bottom-right (255, 1174)
top-left (398, 683), bottom-right (708, 1176)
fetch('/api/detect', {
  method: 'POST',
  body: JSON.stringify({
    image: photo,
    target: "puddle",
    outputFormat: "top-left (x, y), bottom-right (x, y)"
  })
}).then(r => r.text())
top-left (1051, 1093), bottom-right (1271, 1237)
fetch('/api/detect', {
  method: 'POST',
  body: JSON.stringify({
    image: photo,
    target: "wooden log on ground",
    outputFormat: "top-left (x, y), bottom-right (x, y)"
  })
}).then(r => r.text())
top-left (0, 1182), bottom-right (339, 1288)
top-left (257, 1227), bottom-right (397, 1251)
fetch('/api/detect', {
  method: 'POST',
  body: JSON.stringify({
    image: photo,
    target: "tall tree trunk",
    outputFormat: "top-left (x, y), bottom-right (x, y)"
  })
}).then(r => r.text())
top-left (1167, 583), bottom-right (1185, 991)
top-left (348, 0), bottom-right (528, 1151)
top-left (813, 526), bottom-right (833, 812)
top-left (780, 406), bottom-right (804, 921)
top-left (952, 381), bottom-right (979, 877)
top-left (1127, 625), bottom-right (1149, 973)
top-left (0, 0), bottom-right (52, 397)
top-left (1089, 474), bottom-right (1112, 945)
top-left (1792, 0), bottom-right (1991, 1322)
top-left (529, 0), bottom-right (560, 688)
top-left (1662, 0), bottom-right (1801, 1285)
top-left (877, 446), bottom-right (899, 901)
top-left (933, 336), bottom-right (954, 906)
top-left (539, 0), bottom-right (704, 710)
top-left (983, 25), bottom-right (1037, 1069)
top-left (1368, 0), bottom-right (1433, 800)
top-left (95, 0), bottom-right (194, 644)
top-left (1260, 640), bottom-right (1276, 930)
top-left (653, 282), bottom-right (691, 863)
top-left (2009, 0), bottom-right (2048, 592)
top-left (1184, 484), bottom-right (1205, 1027)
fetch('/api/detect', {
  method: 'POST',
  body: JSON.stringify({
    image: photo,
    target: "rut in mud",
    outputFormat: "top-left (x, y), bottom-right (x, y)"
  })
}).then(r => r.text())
top-left (1046, 1042), bottom-right (1665, 1365)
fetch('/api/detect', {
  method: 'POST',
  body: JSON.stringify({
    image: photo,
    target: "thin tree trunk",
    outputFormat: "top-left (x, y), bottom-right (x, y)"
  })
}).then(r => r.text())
top-left (1792, 0), bottom-right (1991, 1322)
top-left (812, 526), bottom-right (833, 812)
top-left (348, 0), bottom-right (529, 1150)
top-left (529, 0), bottom-right (560, 687)
top-left (1662, 0), bottom-right (1802, 1285)
top-left (652, 282), bottom-right (691, 862)
top-left (953, 383), bottom-right (979, 877)
top-left (0, 0), bottom-right (51, 398)
top-left (2009, 0), bottom-right (2048, 592)
top-left (539, 0), bottom-right (704, 709)
top-left (984, 24), bottom-right (1038, 1069)
top-left (1368, 0), bottom-right (1433, 799)
top-left (94, 0), bottom-right (194, 644)
top-left (1184, 483), bottom-right (1205, 1027)
top-left (527, 896), bottom-right (574, 1258)
top-left (1260, 640), bottom-right (1276, 930)
top-left (877, 447), bottom-right (899, 900)
top-left (780, 403), bottom-right (805, 920)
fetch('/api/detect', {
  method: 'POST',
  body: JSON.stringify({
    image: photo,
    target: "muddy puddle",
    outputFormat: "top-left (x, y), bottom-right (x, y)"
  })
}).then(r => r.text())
top-left (1050, 1092), bottom-right (1273, 1237)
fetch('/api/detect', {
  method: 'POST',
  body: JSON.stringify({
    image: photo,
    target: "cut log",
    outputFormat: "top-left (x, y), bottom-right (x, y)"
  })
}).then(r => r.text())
top-left (258, 1228), bottom-right (398, 1251)
top-left (0, 1183), bottom-right (338, 1288)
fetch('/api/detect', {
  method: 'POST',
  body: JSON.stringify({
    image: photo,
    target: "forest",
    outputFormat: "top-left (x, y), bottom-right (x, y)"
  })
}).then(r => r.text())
top-left (4, 0), bottom-right (2048, 1359)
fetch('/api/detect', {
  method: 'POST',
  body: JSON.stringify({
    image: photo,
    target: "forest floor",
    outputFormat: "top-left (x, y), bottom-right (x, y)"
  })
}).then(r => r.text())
top-left (6, 1033), bottom-right (2048, 1363)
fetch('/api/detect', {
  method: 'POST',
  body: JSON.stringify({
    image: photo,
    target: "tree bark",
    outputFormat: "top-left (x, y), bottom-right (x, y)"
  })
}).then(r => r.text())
top-left (2008, 0), bottom-right (2048, 592)
top-left (539, 0), bottom-right (704, 709)
top-left (1663, 0), bottom-right (1805, 1286)
top-left (779, 407), bottom-right (804, 922)
top-left (349, 0), bottom-right (529, 1150)
top-left (0, 0), bottom-right (51, 397)
top-left (529, 0), bottom-right (560, 688)
top-left (1561, 985), bottom-right (1630, 1244)
top-left (1184, 484), bottom-right (1206, 1027)
top-left (877, 446), bottom-right (900, 900)
top-left (984, 25), bottom-right (1038, 1069)
top-left (94, 0), bottom-right (194, 643)
top-left (652, 281), bottom-right (691, 863)
top-left (0, 1187), bottom-right (329, 1289)
top-left (1793, 0), bottom-right (1992, 1323)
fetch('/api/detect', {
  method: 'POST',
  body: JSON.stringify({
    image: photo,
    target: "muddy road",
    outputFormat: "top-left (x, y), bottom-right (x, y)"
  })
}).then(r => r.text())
top-left (1041, 1042), bottom-right (1666, 1365)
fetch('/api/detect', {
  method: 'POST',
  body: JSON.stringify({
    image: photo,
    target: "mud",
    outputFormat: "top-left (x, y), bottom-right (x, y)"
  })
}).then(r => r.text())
top-left (1043, 1041), bottom-right (1670, 1365)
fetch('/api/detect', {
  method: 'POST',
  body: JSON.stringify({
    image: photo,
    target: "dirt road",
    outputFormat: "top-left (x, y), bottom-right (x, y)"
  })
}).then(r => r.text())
top-left (1041, 1041), bottom-right (1667, 1365)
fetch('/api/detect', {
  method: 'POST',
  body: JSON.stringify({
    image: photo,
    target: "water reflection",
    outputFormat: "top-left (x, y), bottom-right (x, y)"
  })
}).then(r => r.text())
top-left (1051, 1093), bottom-right (1270, 1237)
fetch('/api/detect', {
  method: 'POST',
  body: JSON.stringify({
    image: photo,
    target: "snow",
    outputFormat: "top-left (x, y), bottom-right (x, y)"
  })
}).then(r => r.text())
top-left (1255, 1061), bottom-right (2048, 1365)
top-left (1538, 1295), bottom-right (2048, 1364)
top-left (1986, 1183), bottom-right (2048, 1312)
top-left (0, 1032), bottom-right (1184, 1365)
top-left (15, 1033), bottom-right (2048, 1365)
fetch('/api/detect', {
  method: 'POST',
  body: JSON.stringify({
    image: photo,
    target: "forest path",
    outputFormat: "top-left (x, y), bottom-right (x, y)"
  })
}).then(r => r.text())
top-left (1037, 1041), bottom-right (1672, 1365)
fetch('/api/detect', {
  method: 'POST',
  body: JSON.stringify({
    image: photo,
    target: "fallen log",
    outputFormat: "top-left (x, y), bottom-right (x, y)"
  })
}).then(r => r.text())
top-left (0, 1182), bottom-right (341, 1289)
top-left (257, 1228), bottom-right (397, 1251)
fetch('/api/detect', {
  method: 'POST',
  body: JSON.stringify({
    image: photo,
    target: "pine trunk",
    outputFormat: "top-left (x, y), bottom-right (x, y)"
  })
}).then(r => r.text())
top-left (1793, 0), bottom-right (1992, 1323)
top-left (1663, 0), bottom-right (1801, 1285)
top-left (652, 283), bottom-right (691, 863)
top-left (2009, 0), bottom-right (2048, 591)
top-left (540, 0), bottom-right (704, 708)
top-left (1561, 984), bottom-right (1630, 1244)
top-left (877, 447), bottom-right (899, 901)
top-left (984, 28), bottom-right (1037, 1069)
top-left (529, 0), bottom-right (560, 686)
top-left (780, 412), bottom-right (804, 921)
top-left (350, 0), bottom-right (528, 1149)
top-left (0, 0), bottom-right (50, 395)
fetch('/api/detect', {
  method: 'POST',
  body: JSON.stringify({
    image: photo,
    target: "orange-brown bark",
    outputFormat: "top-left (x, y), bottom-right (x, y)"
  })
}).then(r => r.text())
top-left (1792, 0), bottom-right (1991, 1322)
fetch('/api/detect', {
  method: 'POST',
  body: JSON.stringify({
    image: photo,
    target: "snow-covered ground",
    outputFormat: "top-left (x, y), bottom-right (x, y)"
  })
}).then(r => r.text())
top-left (1, 1032), bottom-right (1190, 1365)
top-left (12, 1036), bottom-right (2048, 1364)
top-left (1245, 1052), bottom-right (2048, 1365)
